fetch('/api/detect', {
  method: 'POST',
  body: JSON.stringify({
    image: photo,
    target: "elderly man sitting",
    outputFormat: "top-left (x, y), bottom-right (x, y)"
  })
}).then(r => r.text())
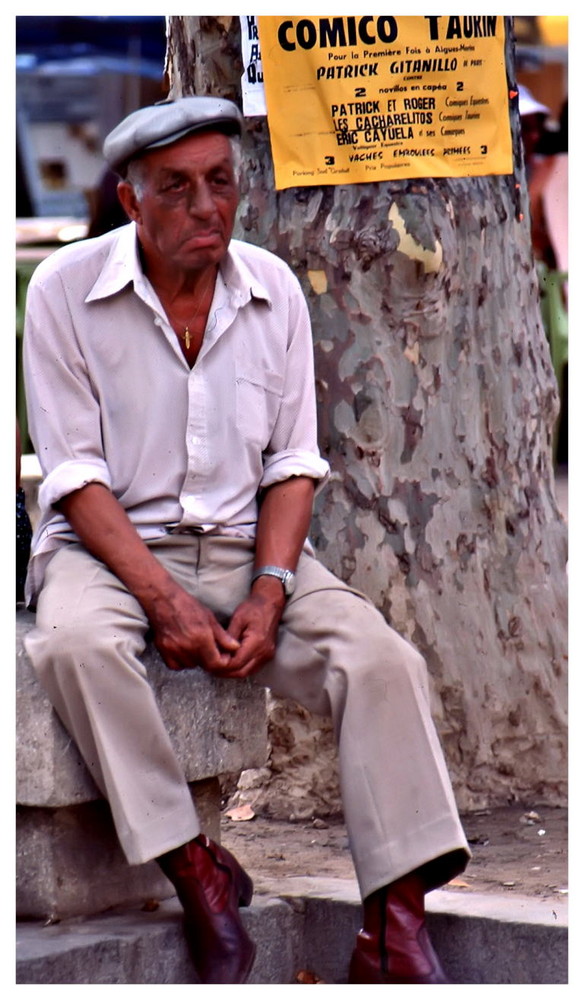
top-left (23, 95), bottom-right (470, 985)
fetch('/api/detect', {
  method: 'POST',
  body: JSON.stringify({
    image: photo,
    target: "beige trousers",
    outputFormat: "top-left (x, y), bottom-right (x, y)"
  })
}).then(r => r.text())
top-left (25, 534), bottom-right (469, 900)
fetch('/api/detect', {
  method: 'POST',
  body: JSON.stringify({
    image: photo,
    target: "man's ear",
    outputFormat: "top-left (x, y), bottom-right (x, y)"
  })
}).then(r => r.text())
top-left (117, 181), bottom-right (142, 224)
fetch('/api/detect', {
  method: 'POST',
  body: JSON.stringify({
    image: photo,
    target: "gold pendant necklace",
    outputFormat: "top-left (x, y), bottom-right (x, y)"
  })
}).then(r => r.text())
top-left (163, 268), bottom-right (216, 351)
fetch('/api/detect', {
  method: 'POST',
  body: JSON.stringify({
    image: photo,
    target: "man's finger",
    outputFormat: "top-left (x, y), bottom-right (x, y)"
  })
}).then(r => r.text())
top-left (197, 641), bottom-right (236, 671)
top-left (159, 648), bottom-right (185, 672)
top-left (227, 634), bottom-right (274, 673)
top-left (218, 656), bottom-right (265, 680)
top-left (214, 623), bottom-right (242, 651)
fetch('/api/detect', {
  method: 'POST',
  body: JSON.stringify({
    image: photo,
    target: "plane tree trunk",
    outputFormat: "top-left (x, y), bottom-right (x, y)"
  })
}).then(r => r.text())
top-left (165, 16), bottom-right (568, 812)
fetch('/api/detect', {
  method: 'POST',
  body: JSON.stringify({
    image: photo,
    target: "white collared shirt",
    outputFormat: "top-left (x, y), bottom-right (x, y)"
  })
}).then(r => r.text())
top-left (23, 222), bottom-right (329, 603)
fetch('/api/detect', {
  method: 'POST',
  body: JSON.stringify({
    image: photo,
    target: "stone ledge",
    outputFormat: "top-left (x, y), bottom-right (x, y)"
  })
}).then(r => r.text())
top-left (17, 608), bottom-right (268, 807)
top-left (15, 881), bottom-right (569, 984)
top-left (16, 781), bottom-right (220, 920)
top-left (16, 607), bottom-right (269, 919)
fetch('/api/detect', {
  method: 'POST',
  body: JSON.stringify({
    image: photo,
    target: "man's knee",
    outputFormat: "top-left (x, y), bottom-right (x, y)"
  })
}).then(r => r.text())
top-left (346, 624), bottom-right (428, 694)
top-left (26, 618), bottom-right (145, 688)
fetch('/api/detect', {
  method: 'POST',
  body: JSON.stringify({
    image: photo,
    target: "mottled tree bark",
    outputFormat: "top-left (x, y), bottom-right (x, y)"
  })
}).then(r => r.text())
top-left (166, 16), bottom-right (567, 811)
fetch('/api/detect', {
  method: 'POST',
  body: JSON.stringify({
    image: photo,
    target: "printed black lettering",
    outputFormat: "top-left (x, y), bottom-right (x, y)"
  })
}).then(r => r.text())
top-left (376, 17), bottom-right (398, 43)
top-left (424, 16), bottom-right (441, 40)
top-left (316, 63), bottom-right (379, 80)
top-left (446, 14), bottom-right (497, 39)
top-left (393, 147), bottom-right (436, 157)
top-left (349, 150), bottom-right (383, 161)
top-left (346, 16), bottom-right (357, 46)
top-left (319, 17), bottom-right (347, 48)
top-left (297, 19), bottom-right (317, 49)
top-left (403, 97), bottom-right (436, 110)
top-left (335, 131), bottom-right (359, 146)
top-left (277, 20), bottom-right (295, 51)
top-left (358, 16), bottom-right (375, 44)
top-left (276, 16), bottom-right (401, 51)
top-left (246, 63), bottom-right (263, 84)
top-left (390, 57), bottom-right (457, 74)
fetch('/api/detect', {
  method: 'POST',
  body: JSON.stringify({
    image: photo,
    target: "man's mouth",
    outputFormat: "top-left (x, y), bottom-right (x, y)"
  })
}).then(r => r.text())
top-left (184, 229), bottom-right (221, 247)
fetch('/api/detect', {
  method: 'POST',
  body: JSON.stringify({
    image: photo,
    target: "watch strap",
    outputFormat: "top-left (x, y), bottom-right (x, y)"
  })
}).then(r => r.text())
top-left (252, 565), bottom-right (296, 595)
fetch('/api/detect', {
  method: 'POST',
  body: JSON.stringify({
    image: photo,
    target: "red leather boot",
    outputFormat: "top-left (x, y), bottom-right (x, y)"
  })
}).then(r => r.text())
top-left (157, 834), bottom-right (256, 984)
top-left (348, 870), bottom-right (449, 984)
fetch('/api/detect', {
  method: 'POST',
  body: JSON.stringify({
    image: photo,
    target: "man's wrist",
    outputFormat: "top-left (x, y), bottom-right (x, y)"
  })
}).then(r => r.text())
top-left (249, 573), bottom-right (287, 609)
top-left (132, 564), bottom-right (190, 622)
top-left (252, 565), bottom-right (296, 597)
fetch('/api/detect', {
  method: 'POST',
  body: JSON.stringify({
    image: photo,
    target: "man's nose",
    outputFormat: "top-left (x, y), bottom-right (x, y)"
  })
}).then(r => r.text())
top-left (187, 181), bottom-right (215, 218)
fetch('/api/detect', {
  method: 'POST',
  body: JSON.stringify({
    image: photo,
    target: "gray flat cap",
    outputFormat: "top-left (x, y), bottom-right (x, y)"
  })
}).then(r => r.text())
top-left (103, 96), bottom-right (243, 175)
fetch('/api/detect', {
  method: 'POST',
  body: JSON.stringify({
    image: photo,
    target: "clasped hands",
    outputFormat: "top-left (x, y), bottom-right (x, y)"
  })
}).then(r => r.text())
top-left (150, 580), bottom-right (286, 680)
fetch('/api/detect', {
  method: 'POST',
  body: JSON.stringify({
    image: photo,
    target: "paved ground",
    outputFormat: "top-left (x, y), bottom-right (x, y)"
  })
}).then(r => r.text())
top-left (17, 806), bottom-right (569, 984)
top-left (19, 803), bottom-right (562, 984)
top-left (222, 802), bottom-right (568, 902)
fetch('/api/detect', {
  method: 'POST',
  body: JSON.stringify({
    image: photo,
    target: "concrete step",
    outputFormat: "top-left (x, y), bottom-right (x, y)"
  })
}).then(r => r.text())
top-left (16, 877), bottom-right (568, 985)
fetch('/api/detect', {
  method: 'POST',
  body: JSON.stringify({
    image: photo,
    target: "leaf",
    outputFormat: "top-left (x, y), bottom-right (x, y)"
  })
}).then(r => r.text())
top-left (296, 970), bottom-right (326, 984)
top-left (224, 803), bottom-right (256, 822)
top-left (141, 898), bottom-right (160, 912)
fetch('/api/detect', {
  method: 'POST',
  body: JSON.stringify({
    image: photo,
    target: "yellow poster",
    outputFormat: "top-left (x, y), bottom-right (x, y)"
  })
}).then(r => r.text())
top-left (257, 15), bottom-right (514, 189)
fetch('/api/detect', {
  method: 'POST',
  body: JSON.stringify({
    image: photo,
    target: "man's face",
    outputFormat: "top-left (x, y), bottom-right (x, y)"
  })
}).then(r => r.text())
top-left (121, 131), bottom-right (239, 274)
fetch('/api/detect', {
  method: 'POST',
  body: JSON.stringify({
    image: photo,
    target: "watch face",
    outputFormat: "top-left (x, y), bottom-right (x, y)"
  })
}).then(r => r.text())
top-left (283, 571), bottom-right (295, 595)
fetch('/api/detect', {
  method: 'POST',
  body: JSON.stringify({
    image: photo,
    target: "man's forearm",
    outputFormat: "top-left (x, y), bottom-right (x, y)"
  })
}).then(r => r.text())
top-left (57, 483), bottom-right (240, 671)
top-left (254, 476), bottom-right (315, 568)
top-left (251, 476), bottom-right (315, 602)
top-left (56, 482), bottom-right (178, 616)
top-left (220, 476), bottom-right (316, 678)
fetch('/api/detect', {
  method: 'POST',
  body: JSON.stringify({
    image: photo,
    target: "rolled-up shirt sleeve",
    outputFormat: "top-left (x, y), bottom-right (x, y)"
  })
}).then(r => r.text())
top-left (23, 264), bottom-right (112, 510)
top-left (262, 448), bottom-right (329, 490)
top-left (260, 276), bottom-right (330, 491)
top-left (38, 458), bottom-right (112, 510)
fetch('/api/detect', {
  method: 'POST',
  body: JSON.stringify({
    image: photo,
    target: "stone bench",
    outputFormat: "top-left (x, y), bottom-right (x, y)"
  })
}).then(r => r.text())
top-left (16, 608), bottom-right (268, 921)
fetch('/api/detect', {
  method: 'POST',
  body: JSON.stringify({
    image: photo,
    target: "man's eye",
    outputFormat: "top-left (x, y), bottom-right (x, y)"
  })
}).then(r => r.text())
top-left (162, 178), bottom-right (186, 193)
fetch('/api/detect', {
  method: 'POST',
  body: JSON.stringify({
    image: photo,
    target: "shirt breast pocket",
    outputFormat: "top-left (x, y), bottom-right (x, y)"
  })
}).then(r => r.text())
top-left (235, 365), bottom-right (284, 450)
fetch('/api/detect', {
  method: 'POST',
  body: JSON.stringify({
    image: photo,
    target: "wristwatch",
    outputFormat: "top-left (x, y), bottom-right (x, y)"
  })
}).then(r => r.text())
top-left (252, 565), bottom-right (296, 597)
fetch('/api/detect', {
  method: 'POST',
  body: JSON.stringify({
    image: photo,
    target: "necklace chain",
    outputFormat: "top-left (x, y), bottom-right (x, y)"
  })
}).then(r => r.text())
top-left (163, 269), bottom-right (216, 351)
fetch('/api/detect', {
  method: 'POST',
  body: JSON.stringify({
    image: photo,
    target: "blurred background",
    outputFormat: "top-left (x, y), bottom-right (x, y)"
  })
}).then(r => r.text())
top-left (16, 15), bottom-right (168, 460)
top-left (16, 15), bottom-right (167, 220)
top-left (514, 16), bottom-right (568, 471)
